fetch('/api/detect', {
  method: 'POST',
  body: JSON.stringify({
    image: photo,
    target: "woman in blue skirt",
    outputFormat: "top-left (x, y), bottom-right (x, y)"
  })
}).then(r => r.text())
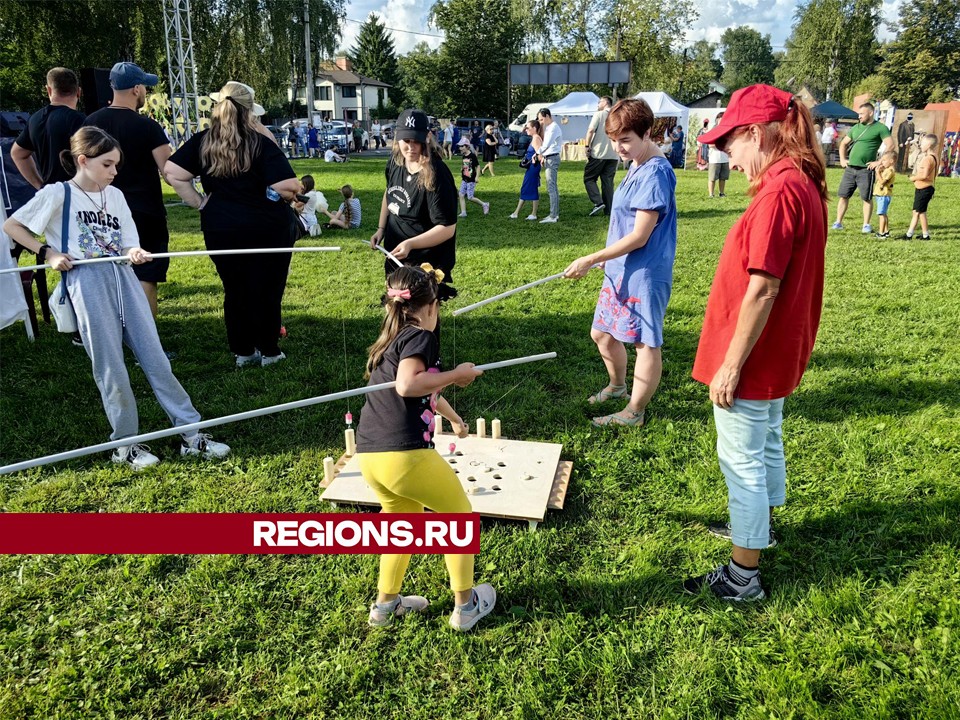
top-left (509, 120), bottom-right (543, 220)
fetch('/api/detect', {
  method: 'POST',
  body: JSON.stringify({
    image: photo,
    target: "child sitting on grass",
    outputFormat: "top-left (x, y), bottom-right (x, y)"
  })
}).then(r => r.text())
top-left (873, 151), bottom-right (896, 238)
top-left (293, 174), bottom-right (327, 237)
top-left (322, 184), bottom-right (361, 229)
top-left (904, 134), bottom-right (938, 240)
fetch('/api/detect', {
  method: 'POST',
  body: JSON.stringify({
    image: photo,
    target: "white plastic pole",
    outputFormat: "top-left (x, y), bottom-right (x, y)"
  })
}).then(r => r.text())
top-left (452, 272), bottom-right (566, 316)
top-left (0, 246), bottom-right (342, 276)
top-left (0, 352), bottom-right (556, 475)
top-left (371, 242), bottom-right (403, 268)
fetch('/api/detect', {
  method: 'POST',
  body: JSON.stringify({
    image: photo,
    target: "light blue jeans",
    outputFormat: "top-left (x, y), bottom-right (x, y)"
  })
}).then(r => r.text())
top-left (714, 398), bottom-right (786, 549)
top-left (544, 154), bottom-right (560, 218)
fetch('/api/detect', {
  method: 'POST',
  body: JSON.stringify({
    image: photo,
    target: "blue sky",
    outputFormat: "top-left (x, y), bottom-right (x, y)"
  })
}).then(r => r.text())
top-left (339, 0), bottom-right (903, 57)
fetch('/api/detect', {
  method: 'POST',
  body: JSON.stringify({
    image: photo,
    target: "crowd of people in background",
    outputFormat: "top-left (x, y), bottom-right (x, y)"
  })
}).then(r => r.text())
top-left (4, 57), bottom-right (949, 629)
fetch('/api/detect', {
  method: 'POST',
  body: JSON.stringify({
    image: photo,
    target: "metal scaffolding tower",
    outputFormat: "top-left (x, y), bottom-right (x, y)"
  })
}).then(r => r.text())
top-left (163, 0), bottom-right (200, 147)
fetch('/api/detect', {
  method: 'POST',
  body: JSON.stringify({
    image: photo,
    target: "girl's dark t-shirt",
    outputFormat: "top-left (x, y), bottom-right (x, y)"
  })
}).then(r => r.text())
top-left (382, 154), bottom-right (458, 280)
top-left (356, 326), bottom-right (441, 452)
top-left (461, 152), bottom-right (478, 182)
top-left (168, 130), bottom-right (296, 237)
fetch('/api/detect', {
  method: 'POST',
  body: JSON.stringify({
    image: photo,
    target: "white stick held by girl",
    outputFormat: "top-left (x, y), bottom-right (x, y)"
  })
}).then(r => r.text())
top-left (3, 126), bottom-right (231, 470)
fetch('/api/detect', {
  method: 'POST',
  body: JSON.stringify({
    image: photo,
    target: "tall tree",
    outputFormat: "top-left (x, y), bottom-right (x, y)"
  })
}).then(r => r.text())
top-left (0, 0), bottom-right (346, 115)
top-left (349, 13), bottom-right (403, 109)
top-left (397, 42), bottom-right (451, 116)
top-left (719, 27), bottom-right (776, 96)
top-left (609, 0), bottom-right (699, 93)
top-left (677, 40), bottom-right (723, 103)
top-left (430, 0), bottom-right (526, 116)
top-left (775, 0), bottom-right (882, 101)
top-left (875, 0), bottom-right (960, 106)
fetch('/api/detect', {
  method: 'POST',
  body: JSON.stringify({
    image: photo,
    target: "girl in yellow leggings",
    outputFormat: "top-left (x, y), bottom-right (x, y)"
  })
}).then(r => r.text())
top-left (356, 264), bottom-right (497, 631)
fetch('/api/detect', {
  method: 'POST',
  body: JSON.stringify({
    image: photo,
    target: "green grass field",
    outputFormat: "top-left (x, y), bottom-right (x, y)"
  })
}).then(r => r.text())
top-left (1, 156), bottom-right (959, 719)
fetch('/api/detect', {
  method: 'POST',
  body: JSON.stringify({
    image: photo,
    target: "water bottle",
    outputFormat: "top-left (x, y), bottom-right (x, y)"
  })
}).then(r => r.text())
top-left (266, 187), bottom-right (281, 202)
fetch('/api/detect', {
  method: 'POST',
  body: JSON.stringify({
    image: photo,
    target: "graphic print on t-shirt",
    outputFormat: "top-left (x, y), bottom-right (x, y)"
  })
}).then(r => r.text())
top-left (75, 208), bottom-right (124, 257)
top-left (461, 153), bottom-right (478, 182)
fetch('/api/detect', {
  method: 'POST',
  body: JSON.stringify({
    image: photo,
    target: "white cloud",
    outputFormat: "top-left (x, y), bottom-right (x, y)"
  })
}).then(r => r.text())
top-left (341, 0), bottom-right (444, 56)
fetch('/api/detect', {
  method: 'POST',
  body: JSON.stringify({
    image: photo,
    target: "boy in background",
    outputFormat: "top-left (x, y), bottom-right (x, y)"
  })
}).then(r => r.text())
top-left (904, 134), bottom-right (939, 240)
top-left (457, 137), bottom-right (489, 217)
top-left (873, 151), bottom-right (896, 238)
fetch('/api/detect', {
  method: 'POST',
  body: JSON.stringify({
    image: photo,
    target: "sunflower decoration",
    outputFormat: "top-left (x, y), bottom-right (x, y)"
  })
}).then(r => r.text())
top-left (198, 117), bottom-right (211, 130)
top-left (197, 95), bottom-right (212, 112)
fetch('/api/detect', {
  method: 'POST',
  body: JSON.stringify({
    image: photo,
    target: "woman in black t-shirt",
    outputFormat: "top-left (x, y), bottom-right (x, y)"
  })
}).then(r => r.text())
top-left (165, 81), bottom-right (301, 367)
top-left (357, 264), bottom-right (496, 631)
top-left (479, 124), bottom-right (499, 177)
top-left (370, 109), bottom-right (459, 286)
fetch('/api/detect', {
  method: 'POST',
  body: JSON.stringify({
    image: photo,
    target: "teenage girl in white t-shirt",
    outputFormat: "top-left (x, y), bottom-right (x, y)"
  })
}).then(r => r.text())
top-left (3, 126), bottom-right (230, 470)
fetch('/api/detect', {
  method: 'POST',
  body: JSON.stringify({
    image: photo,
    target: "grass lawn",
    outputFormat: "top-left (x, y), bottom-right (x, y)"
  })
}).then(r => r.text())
top-left (1, 155), bottom-right (959, 719)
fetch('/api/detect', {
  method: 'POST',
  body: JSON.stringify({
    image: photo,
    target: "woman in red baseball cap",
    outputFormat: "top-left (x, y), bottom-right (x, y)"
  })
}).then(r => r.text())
top-left (683, 84), bottom-right (828, 602)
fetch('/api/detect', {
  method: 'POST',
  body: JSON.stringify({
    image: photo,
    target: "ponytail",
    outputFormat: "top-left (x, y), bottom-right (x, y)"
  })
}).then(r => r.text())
top-left (752, 101), bottom-right (828, 202)
top-left (365, 265), bottom-right (442, 378)
top-left (59, 126), bottom-right (122, 177)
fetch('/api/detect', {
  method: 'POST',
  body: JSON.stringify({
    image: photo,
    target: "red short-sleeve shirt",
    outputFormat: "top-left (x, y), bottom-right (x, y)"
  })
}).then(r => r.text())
top-left (692, 158), bottom-right (828, 400)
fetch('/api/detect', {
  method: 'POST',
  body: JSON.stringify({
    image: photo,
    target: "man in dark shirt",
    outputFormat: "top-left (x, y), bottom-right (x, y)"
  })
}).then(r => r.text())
top-left (84, 62), bottom-right (171, 318)
top-left (12, 67), bottom-right (84, 189)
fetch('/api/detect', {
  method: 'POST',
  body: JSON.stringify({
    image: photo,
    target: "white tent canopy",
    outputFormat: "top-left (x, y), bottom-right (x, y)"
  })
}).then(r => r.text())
top-left (547, 92), bottom-right (601, 144)
top-left (632, 91), bottom-right (690, 167)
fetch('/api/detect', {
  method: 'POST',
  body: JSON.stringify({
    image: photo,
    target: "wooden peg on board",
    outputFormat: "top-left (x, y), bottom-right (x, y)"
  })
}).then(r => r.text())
top-left (323, 457), bottom-right (335, 485)
top-left (491, 419), bottom-right (501, 439)
top-left (477, 418), bottom-right (486, 438)
top-left (344, 428), bottom-right (356, 456)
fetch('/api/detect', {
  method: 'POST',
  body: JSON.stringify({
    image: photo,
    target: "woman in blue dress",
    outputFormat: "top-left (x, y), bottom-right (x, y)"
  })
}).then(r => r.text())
top-left (670, 124), bottom-right (686, 168)
top-left (510, 120), bottom-right (543, 220)
top-left (564, 98), bottom-right (678, 426)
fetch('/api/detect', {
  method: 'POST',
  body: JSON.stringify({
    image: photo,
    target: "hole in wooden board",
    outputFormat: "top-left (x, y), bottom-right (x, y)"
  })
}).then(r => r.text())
top-left (491, 485), bottom-right (501, 492)
top-left (467, 476), bottom-right (476, 482)
top-left (455, 451), bottom-right (464, 456)
top-left (493, 474), bottom-right (502, 480)
top-left (497, 462), bottom-right (506, 467)
top-left (450, 459), bottom-right (457, 464)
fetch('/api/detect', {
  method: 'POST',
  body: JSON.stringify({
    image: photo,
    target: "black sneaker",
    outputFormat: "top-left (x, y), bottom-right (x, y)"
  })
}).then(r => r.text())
top-left (71, 332), bottom-right (84, 347)
top-left (901, 233), bottom-right (914, 240)
top-left (707, 520), bottom-right (778, 548)
top-left (682, 564), bottom-right (766, 601)
top-left (921, 234), bottom-right (931, 240)
top-left (588, 204), bottom-right (605, 217)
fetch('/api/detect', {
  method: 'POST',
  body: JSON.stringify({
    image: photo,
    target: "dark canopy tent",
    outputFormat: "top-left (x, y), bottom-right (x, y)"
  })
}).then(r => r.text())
top-left (811, 100), bottom-right (859, 121)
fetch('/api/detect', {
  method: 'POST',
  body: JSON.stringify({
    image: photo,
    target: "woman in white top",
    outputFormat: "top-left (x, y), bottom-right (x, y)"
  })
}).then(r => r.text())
top-left (442, 123), bottom-right (454, 159)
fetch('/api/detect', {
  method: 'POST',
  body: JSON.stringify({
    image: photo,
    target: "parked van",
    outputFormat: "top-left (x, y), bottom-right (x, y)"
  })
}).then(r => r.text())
top-left (508, 102), bottom-right (553, 133)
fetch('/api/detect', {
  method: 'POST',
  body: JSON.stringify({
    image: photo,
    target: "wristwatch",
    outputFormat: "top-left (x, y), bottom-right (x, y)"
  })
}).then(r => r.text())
top-left (37, 244), bottom-right (51, 262)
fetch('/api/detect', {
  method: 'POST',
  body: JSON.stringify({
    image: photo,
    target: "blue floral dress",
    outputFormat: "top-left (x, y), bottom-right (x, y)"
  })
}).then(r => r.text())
top-left (592, 156), bottom-right (677, 347)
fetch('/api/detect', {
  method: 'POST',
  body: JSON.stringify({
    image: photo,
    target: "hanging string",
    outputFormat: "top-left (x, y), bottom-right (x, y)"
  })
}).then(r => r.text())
top-left (341, 312), bottom-right (352, 425)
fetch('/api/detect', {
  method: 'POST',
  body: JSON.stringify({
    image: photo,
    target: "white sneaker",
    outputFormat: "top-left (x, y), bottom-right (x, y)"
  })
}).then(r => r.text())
top-left (368, 594), bottom-right (430, 627)
top-left (524, 215), bottom-right (537, 221)
top-left (235, 351), bottom-right (261, 367)
top-left (449, 584), bottom-right (496, 632)
top-left (111, 444), bottom-right (159, 470)
top-left (509, 213), bottom-right (518, 219)
top-left (539, 216), bottom-right (558, 224)
top-left (482, 202), bottom-right (490, 215)
top-left (261, 352), bottom-right (286, 367)
top-left (861, 224), bottom-right (873, 234)
top-left (181, 433), bottom-right (231, 459)
top-left (458, 212), bottom-right (468, 218)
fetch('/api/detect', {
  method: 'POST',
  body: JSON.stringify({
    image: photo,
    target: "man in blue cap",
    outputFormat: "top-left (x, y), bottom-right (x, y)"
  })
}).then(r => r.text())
top-left (84, 63), bottom-right (173, 327)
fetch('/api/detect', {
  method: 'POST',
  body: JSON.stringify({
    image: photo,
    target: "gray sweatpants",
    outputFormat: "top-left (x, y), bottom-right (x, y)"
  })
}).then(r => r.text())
top-left (64, 263), bottom-right (201, 442)
top-left (544, 154), bottom-right (561, 218)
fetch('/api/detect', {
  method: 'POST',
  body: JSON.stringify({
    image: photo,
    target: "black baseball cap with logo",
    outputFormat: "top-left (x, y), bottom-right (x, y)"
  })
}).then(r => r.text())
top-left (395, 109), bottom-right (429, 143)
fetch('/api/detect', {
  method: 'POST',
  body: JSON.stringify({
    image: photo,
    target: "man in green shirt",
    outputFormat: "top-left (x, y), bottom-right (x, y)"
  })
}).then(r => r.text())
top-left (833, 102), bottom-right (894, 234)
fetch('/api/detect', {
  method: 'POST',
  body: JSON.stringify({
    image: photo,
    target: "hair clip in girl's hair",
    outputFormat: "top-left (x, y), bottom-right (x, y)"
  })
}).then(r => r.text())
top-left (419, 262), bottom-right (445, 283)
top-left (387, 288), bottom-right (411, 303)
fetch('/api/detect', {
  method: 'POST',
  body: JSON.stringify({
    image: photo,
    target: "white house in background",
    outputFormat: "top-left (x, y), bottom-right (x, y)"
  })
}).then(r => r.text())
top-left (292, 56), bottom-right (391, 123)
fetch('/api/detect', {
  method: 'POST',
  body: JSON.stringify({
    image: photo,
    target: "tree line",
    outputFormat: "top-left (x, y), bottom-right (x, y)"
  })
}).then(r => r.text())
top-left (2, 0), bottom-right (957, 119)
